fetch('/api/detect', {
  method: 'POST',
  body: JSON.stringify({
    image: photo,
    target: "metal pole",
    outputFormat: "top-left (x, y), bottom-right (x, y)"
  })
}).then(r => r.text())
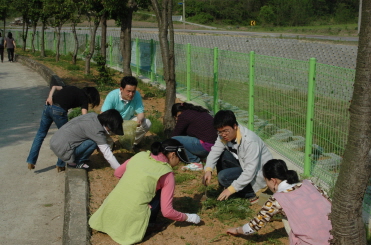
top-left (150, 39), bottom-right (155, 82)
top-left (248, 51), bottom-right (255, 131)
top-left (186, 43), bottom-right (191, 101)
top-left (183, 0), bottom-right (185, 30)
top-left (304, 57), bottom-right (317, 176)
top-left (213, 47), bottom-right (219, 114)
top-left (109, 35), bottom-right (113, 67)
top-left (136, 37), bottom-right (140, 76)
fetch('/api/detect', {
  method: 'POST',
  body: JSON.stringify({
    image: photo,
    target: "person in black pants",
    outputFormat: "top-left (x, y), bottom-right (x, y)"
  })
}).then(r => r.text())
top-left (4, 32), bottom-right (16, 62)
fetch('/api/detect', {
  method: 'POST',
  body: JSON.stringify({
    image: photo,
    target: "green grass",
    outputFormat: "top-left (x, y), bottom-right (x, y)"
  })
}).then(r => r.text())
top-left (174, 172), bottom-right (196, 184)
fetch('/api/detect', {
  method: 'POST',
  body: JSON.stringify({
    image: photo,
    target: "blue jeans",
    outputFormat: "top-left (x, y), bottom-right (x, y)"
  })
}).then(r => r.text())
top-left (172, 136), bottom-right (209, 163)
top-left (216, 150), bottom-right (255, 199)
top-left (26, 105), bottom-right (68, 167)
top-left (73, 140), bottom-right (97, 164)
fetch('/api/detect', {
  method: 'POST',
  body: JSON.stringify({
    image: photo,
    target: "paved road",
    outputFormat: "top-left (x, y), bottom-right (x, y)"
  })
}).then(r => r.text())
top-left (0, 61), bottom-right (64, 244)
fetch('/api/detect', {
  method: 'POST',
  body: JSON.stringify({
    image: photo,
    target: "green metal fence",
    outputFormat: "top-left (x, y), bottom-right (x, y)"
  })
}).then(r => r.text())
top-left (17, 30), bottom-right (360, 206)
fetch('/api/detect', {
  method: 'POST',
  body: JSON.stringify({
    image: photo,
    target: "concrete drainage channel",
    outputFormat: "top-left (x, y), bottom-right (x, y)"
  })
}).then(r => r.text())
top-left (16, 55), bottom-right (90, 245)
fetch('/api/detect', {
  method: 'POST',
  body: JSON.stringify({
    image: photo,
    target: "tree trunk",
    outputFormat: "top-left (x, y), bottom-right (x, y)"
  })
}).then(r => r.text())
top-left (41, 22), bottom-right (46, 57)
top-left (31, 22), bottom-right (37, 53)
top-left (72, 23), bottom-right (78, 65)
top-left (55, 25), bottom-right (62, 62)
top-left (100, 12), bottom-right (107, 60)
top-left (330, 1), bottom-right (371, 244)
top-left (120, 10), bottom-right (133, 77)
top-left (151, 0), bottom-right (176, 136)
top-left (84, 21), bottom-right (99, 75)
top-left (22, 18), bottom-right (29, 51)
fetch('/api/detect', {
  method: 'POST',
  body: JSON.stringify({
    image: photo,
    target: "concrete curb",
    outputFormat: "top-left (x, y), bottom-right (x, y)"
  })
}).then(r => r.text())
top-left (15, 55), bottom-right (89, 245)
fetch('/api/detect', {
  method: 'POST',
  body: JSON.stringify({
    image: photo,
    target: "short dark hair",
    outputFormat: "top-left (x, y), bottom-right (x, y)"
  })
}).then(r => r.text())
top-left (263, 159), bottom-right (299, 184)
top-left (120, 76), bottom-right (138, 89)
top-left (7, 32), bottom-right (12, 39)
top-left (83, 87), bottom-right (100, 108)
top-left (98, 109), bottom-right (124, 135)
top-left (213, 110), bottom-right (238, 129)
top-left (150, 138), bottom-right (190, 163)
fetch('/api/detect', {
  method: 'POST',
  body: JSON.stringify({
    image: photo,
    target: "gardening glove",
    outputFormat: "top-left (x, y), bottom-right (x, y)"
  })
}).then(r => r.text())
top-left (185, 213), bottom-right (201, 224)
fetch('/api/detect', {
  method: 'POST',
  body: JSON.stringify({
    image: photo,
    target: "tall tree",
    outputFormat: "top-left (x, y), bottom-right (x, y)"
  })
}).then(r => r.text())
top-left (330, 0), bottom-right (371, 244)
top-left (70, 0), bottom-right (85, 64)
top-left (151, 0), bottom-right (176, 135)
top-left (13, 0), bottom-right (31, 51)
top-left (83, 0), bottom-right (104, 75)
top-left (45, 0), bottom-right (73, 61)
top-left (29, 0), bottom-right (42, 53)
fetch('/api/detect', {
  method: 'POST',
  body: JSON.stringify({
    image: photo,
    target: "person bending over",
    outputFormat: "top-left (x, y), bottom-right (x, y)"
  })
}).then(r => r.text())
top-left (26, 86), bottom-right (100, 172)
top-left (171, 102), bottom-right (217, 171)
top-left (89, 139), bottom-right (201, 245)
top-left (226, 159), bottom-right (333, 245)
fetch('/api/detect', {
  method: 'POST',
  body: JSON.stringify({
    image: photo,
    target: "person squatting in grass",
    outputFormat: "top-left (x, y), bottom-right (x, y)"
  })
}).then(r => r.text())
top-left (171, 102), bottom-right (217, 171)
top-left (26, 85), bottom-right (100, 172)
top-left (50, 109), bottom-right (124, 170)
top-left (89, 139), bottom-right (201, 245)
top-left (101, 76), bottom-right (151, 148)
top-left (226, 159), bottom-right (333, 245)
top-left (202, 110), bottom-right (273, 204)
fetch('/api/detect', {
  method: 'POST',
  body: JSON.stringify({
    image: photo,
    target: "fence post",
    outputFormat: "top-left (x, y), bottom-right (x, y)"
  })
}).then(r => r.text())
top-left (304, 57), bottom-right (317, 176)
top-left (213, 47), bottom-right (219, 114)
top-left (109, 35), bottom-right (113, 67)
top-left (186, 43), bottom-right (191, 101)
top-left (248, 51), bottom-right (255, 131)
top-left (63, 32), bottom-right (66, 55)
top-left (150, 39), bottom-right (155, 82)
top-left (136, 37), bottom-right (140, 76)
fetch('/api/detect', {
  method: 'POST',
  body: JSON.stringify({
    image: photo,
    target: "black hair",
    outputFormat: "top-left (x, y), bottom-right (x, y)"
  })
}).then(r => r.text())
top-left (151, 138), bottom-right (183, 155)
top-left (263, 159), bottom-right (299, 184)
top-left (171, 102), bottom-right (209, 117)
top-left (98, 109), bottom-right (124, 135)
top-left (82, 87), bottom-right (100, 108)
top-left (120, 76), bottom-right (138, 89)
top-left (213, 110), bottom-right (238, 129)
top-left (7, 32), bottom-right (12, 39)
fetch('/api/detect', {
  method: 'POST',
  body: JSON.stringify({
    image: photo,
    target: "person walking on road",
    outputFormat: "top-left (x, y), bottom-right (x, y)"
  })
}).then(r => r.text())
top-left (26, 85), bottom-right (100, 172)
top-left (0, 32), bottom-right (4, 62)
top-left (4, 32), bottom-right (16, 62)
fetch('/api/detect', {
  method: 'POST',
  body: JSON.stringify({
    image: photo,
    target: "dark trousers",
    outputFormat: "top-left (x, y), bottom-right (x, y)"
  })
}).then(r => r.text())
top-left (149, 190), bottom-right (161, 223)
top-left (216, 150), bottom-right (255, 199)
top-left (7, 48), bottom-right (14, 61)
top-left (0, 48), bottom-right (3, 61)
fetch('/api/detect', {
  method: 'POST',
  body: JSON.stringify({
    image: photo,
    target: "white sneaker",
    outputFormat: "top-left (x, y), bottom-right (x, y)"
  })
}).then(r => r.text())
top-left (181, 163), bottom-right (203, 171)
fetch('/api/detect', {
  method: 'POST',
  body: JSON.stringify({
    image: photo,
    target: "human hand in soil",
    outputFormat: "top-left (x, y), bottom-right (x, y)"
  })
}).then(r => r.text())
top-left (217, 189), bottom-right (232, 201)
top-left (185, 213), bottom-right (201, 224)
top-left (202, 171), bottom-right (212, 186)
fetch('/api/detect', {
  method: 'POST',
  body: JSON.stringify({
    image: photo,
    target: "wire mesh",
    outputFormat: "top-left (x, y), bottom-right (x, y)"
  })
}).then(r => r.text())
top-left (17, 29), bottom-right (371, 215)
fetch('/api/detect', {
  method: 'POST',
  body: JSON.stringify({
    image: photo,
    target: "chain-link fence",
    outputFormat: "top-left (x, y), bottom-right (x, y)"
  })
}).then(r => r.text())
top-left (15, 29), bottom-right (368, 215)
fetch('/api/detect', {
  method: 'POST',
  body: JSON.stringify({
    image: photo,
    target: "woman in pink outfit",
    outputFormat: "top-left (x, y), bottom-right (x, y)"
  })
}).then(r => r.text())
top-left (226, 159), bottom-right (333, 245)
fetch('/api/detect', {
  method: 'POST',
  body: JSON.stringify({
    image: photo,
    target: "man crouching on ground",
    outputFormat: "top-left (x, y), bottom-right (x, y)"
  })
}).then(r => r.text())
top-left (202, 110), bottom-right (272, 204)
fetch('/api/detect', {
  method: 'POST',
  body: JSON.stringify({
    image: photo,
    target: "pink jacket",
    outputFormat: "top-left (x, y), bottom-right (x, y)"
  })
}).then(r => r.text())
top-left (274, 180), bottom-right (333, 245)
top-left (114, 153), bottom-right (187, 222)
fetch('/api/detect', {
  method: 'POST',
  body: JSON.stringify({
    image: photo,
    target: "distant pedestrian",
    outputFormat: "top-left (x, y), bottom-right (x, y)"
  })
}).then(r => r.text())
top-left (0, 32), bottom-right (4, 62)
top-left (4, 32), bottom-right (16, 62)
